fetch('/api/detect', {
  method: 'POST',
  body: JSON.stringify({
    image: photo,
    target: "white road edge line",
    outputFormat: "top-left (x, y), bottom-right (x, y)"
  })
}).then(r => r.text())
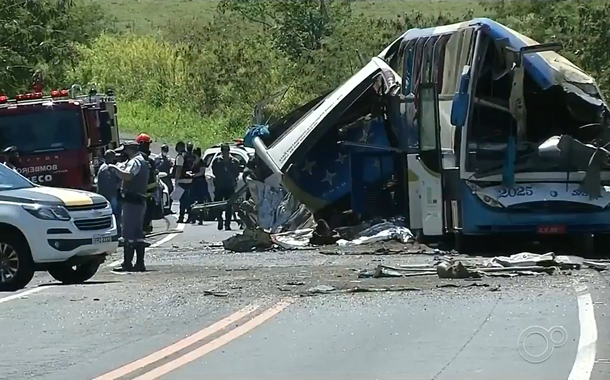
top-left (106, 217), bottom-right (185, 268)
top-left (568, 285), bottom-right (598, 380)
top-left (0, 286), bottom-right (53, 304)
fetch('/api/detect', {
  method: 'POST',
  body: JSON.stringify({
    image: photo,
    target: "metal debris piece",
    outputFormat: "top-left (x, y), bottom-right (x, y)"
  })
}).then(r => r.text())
top-left (359, 264), bottom-right (439, 278)
top-left (222, 227), bottom-right (273, 252)
top-left (437, 283), bottom-right (460, 288)
top-left (437, 282), bottom-right (489, 289)
top-left (480, 266), bottom-right (555, 275)
top-left (203, 290), bottom-right (230, 297)
top-left (583, 260), bottom-right (609, 271)
top-left (489, 252), bottom-right (581, 270)
top-left (437, 261), bottom-right (482, 279)
top-left (278, 285), bottom-right (298, 292)
top-left (306, 285), bottom-right (336, 294)
top-left (342, 286), bottom-right (421, 293)
top-left (286, 280), bottom-right (305, 286)
top-left (486, 272), bottom-right (518, 278)
top-left (226, 267), bottom-right (250, 272)
top-left (373, 266), bottom-right (405, 278)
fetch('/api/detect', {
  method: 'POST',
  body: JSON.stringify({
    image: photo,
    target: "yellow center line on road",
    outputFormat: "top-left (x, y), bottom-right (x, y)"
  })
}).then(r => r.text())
top-left (92, 303), bottom-right (260, 380)
top-left (132, 298), bottom-right (296, 380)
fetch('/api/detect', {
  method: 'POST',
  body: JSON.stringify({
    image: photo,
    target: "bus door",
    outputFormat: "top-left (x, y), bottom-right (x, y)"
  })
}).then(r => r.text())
top-left (408, 27), bottom-right (477, 236)
top-left (416, 82), bottom-right (444, 236)
top-left (408, 35), bottom-right (446, 236)
top-left (400, 37), bottom-right (424, 231)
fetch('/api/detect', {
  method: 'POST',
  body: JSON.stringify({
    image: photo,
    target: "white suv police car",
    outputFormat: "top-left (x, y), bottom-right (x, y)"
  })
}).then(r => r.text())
top-left (0, 163), bottom-right (118, 291)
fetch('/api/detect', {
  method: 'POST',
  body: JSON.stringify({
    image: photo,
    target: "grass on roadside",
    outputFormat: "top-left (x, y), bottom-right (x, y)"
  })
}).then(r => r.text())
top-left (87, 0), bottom-right (482, 33)
top-left (117, 101), bottom-right (244, 147)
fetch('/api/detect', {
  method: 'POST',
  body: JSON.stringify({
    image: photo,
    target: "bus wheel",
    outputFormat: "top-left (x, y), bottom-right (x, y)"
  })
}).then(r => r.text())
top-left (572, 234), bottom-right (595, 257)
top-left (594, 234), bottom-right (610, 257)
top-left (455, 233), bottom-right (477, 255)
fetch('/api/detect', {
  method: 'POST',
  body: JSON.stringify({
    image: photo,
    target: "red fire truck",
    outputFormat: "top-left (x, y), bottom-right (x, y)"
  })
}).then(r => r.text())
top-left (0, 84), bottom-right (120, 191)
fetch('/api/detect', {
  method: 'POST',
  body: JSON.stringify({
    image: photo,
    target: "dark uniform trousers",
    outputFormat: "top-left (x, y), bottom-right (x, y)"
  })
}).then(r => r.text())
top-left (215, 186), bottom-right (235, 229)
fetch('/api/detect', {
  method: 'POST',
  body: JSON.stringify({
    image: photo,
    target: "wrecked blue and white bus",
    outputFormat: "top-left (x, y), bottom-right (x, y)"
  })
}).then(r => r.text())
top-left (253, 18), bottom-right (610, 252)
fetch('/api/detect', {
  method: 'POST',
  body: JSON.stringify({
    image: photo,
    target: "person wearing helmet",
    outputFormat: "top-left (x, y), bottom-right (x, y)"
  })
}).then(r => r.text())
top-left (2, 146), bottom-right (20, 171)
top-left (136, 133), bottom-right (158, 234)
top-left (156, 144), bottom-right (174, 209)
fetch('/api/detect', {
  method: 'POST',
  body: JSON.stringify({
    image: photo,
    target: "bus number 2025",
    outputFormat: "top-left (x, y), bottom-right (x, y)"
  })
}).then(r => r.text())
top-left (498, 186), bottom-right (533, 198)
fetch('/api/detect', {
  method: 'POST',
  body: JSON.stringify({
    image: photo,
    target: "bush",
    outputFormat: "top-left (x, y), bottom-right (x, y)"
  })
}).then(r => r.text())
top-left (66, 0), bottom-right (610, 145)
top-left (117, 101), bottom-right (244, 148)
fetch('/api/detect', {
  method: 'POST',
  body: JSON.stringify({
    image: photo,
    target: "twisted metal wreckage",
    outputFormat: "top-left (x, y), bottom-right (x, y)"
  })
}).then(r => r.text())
top-left (214, 18), bottom-right (610, 253)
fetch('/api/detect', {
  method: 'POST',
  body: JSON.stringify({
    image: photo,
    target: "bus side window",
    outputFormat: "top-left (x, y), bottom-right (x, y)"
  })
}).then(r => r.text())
top-left (431, 34), bottom-right (454, 156)
top-left (412, 37), bottom-right (430, 95)
top-left (403, 37), bottom-right (429, 152)
top-left (422, 36), bottom-right (440, 84)
top-left (420, 36), bottom-right (441, 154)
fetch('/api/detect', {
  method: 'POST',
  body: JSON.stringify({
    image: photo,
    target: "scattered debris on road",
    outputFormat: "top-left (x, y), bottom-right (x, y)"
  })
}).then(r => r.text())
top-left (583, 259), bottom-right (610, 271)
top-left (222, 216), bottom-right (443, 255)
top-left (203, 289), bottom-right (230, 297)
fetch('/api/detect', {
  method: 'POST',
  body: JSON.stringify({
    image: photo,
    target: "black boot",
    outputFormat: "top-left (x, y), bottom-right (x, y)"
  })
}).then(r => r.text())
top-left (134, 245), bottom-right (146, 272)
top-left (114, 244), bottom-right (134, 272)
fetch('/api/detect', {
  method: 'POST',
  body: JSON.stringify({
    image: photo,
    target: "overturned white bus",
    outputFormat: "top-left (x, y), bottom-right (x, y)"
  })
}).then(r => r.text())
top-left (253, 18), bottom-right (610, 253)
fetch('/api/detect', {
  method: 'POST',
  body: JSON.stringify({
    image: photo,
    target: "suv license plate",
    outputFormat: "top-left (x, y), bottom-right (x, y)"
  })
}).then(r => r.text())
top-left (537, 225), bottom-right (566, 234)
top-left (93, 234), bottom-right (112, 245)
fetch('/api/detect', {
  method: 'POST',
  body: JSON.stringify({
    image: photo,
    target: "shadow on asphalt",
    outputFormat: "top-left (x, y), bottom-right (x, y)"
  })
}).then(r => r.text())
top-left (38, 280), bottom-right (121, 287)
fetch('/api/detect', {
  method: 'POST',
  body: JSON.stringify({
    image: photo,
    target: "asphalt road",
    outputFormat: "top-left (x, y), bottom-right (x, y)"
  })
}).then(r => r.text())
top-left (2, 208), bottom-right (610, 380)
top-left (1, 139), bottom-right (610, 379)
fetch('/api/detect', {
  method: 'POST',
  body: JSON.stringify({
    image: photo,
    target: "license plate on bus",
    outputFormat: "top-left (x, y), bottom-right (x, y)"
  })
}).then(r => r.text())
top-left (536, 225), bottom-right (566, 234)
top-left (93, 234), bottom-right (112, 245)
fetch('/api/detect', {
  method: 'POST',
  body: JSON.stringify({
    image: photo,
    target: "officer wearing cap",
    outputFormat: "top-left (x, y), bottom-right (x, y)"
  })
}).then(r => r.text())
top-left (108, 141), bottom-right (150, 272)
top-left (2, 146), bottom-right (20, 171)
top-left (135, 133), bottom-right (158, 234)
top-left (156, 143), bottom-right (174, 209)
top-left (212, 143), bottom-right (240, 230)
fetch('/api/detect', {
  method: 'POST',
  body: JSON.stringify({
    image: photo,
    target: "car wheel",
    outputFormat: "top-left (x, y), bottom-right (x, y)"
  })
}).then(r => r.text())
top-left (0, 235), bottom-right (35, 291)
top-left (47, 260), bottom-right (100, 285)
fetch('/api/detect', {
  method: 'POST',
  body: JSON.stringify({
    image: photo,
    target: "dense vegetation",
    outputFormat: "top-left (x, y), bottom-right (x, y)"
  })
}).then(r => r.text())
top-left (1, 0), bottom-right (610, 147)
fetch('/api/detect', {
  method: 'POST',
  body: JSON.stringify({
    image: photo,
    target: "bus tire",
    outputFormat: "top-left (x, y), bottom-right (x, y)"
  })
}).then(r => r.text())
top-left (455, 233), bottom-right (477, 254)
top-left (594, 234), bottom-right (610, 257)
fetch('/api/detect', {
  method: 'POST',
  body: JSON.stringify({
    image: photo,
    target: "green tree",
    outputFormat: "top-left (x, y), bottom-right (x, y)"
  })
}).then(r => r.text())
top-left (0, 0), bottom-right (108, 95)
top-left (218, 0), bottom-right (352, 61)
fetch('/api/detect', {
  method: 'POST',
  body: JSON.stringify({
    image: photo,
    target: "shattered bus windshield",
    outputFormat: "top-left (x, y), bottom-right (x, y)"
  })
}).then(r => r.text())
top-left (0, 108), bottom-right (84, 154)
top-left (466, 32), bottom-right (608, 176)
